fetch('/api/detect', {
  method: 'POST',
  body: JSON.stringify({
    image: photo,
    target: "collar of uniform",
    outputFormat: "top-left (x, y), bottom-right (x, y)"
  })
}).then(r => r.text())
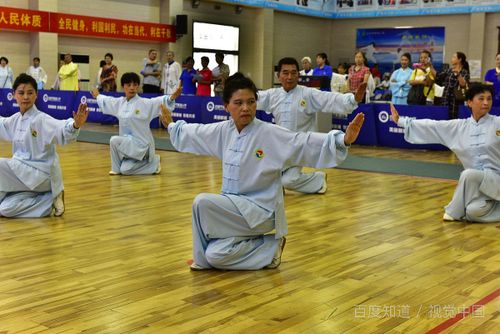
top-left (280, 85), bottom-right (299, 95)
top-left (126, 94), bottom-right (140, 103)
top-left (233, 118), bottom-right (258, 136)
top-left (470, 113), bottom-right (492, 125)
top-left (20, 105), bottom-right (38, 119)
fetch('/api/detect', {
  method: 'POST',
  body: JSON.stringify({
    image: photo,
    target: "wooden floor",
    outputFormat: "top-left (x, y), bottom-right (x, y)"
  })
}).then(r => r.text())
top-left (0, 139), bottom-right (498, 333)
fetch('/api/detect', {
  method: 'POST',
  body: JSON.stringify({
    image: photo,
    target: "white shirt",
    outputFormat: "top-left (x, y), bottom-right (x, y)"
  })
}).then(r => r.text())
top-left (161, 61), bottom-right (182, 95)
top-left (26, 66), bottom-right (47, 85)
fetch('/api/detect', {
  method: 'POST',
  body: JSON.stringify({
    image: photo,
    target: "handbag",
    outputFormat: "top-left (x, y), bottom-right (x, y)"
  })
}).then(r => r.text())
top-left (454, 85), bottom-right (467, 103)
top-left (407, 84), bottom-right (426, 105)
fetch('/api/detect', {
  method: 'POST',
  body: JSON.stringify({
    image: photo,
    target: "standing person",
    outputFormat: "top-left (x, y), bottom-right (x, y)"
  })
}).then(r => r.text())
top-left (484, 53), bottom-right (500, 107)
top-left (313, 53), bottom-right (333, 91)
top-left (95, 60), bottom-right (106, 91)
top-left (408, 50), bottom-right (436, 105)
top-left (160, 51), bottom-right (182, 95)
top-left (347, 51), bottom-right (370, 98)
top-left (390, 83), bottom-right (499, 223)
top-left (141, 49), bottom-right (161, 94)
top-left (0, 74), bottom-right (88, 217)
top-left (438, 52), bottom-right (470, 119)
top-left (299, 56), bottom-right (313, 76)
top-left (257, 57), bottom-right (366, 194)
top-left (331, 63), bottom-right (349, 93)
top-left (0, 57), bottom-right (14, 89)
top-left (26, 57), bottom-right (47, 90)
top-left (58, 53), bottom-right (79, 91)
top-left (179, 56), bottom-right (197, 95)
top-left (159, 73), bottom-right (365, 270)
top-left (389, 52), bottom-right (413, 105)
top-left (99, 53), bottom-right (118, 92)
top-left (92, 72), bottom-right (181, 175)
top-left (195, 56), bottom-right (212, 96)
top-left (212, 52), bottom-right (230, 97)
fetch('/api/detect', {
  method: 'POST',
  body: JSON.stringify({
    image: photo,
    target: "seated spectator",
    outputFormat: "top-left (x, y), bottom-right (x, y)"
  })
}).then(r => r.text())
top-left (300, 56), bottom-right (313, 76)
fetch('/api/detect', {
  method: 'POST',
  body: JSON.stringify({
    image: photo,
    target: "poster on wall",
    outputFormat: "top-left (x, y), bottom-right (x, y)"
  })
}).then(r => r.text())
top-left (356, 27), bottom-right (445, 76)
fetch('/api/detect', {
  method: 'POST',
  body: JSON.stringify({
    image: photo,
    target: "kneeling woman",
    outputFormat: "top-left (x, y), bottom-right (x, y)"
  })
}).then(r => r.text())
top-left (390, 83), bottom-right (499, 223)
top-left (0, 73), bottom-right (88, 217)
top-left (160, 73), bottom-right (364, 270)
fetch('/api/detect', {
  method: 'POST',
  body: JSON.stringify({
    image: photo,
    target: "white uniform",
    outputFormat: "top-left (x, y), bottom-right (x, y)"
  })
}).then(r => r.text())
top-left (26, 66), bottom-right (48, 90)
top-left (96, 94), bottom-right (175, 175)
top-left (161, 61), bottom-right (182, 95)
top-left (168, 118), bottom-right (350, 269)
top-left (398, 114), bottom-right (500, 222)
top-left (0, 106), bottom-right (79, 217)
top-left (257, 85), bottom-right (357, 193)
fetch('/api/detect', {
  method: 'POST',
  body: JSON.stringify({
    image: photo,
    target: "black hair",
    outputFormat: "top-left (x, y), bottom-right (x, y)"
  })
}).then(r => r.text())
top-left (13, 73), bottom-right (37, 92)
top-left (120, 72), bottom-right (141, 86)
top-left (201, 56), bottom-right (209, 62)
top-left (456, 52), bottom-right (470, 73)
top-left (401, 53), bottom-right (412, 63)
top-left (465, 83), bottom-right (493, 101)
top-left (185, 56), bottom-right (194, 64)
top-left (222, 72), bottom-right (258, 104)
top-left (0, 56), bottom-right (8, 64)
top-left (105, 53), bottom-right (113, 60)
top-left (215, 52), bottom-right (224, 59)
top-left (33, 57), bottom-right (40, 62)
top-left (277, 57), bottom-right (300, 73)
top-left (354, 51), bottom-right (368, 66)
top-left (421, 50), bottom-right (432, 60)
top-left (99, 60), bottom-right (106, 67)
top-left (316, 53), bottom-right (330, 66)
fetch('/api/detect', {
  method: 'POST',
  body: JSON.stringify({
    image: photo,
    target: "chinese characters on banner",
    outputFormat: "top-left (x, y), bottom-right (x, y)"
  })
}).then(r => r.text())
top-left (0, 6), bottom-right (175, 43)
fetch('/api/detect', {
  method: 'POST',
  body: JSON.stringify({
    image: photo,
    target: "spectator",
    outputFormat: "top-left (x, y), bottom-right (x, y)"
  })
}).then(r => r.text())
top-left (330, 63), bottom-right (348, 93)
top-left (212, 52), bottom-right (230, 97)
top-left (100, 53), bottom-right (118, 92)
top-left (0, 57), bottom-right (14, 89)
top-left (408, 50), bottom-right (436, 105)
top-left (141, 49), bottom-right (161, 94)
top-left (179, 56), bottom-right (197, 95)
top-left (95, 60), bottom-right (106, 91)
top-left (347, 51), bottom-right (370, 100)
top-left (371, 63), bottom-right (381, 87)
top-left (58, 53), bottom-right (79, 91)
top-left (438, 51), bottom-right (470, 118)
top-left (26, 57), bottom-right (47, 90)
top-left (389, 52), bottom-right (412, 105)
top-left (484, 52), bottom-right (500, 107)
top-left (299, 56), bottom-right (313, 76)
top-left (161, 51), bottom-right (182, 95)
top-left (195, 56), bottom-right (212, 96)
top-left (313, 53), bottom-right (333, 91)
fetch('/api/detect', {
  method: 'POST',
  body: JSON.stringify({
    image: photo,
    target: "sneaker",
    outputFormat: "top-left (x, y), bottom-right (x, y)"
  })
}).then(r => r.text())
top-left (109, 170), bottom-right (120, 175)
top-left (265, 237), bottom-right (286, 269)
top-left (190, 262), bottom-right (209, 271)
top-left (443, 212), bottom-right (457, 221)
top-left (317, 172), bottom-right (327, 194)
top-left (53, 191), bottom-right (65, 217)
top-left (154, 162), bottom-right (161, 175)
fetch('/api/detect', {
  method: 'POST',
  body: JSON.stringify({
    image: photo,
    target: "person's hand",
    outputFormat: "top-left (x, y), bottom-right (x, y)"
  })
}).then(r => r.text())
top-left (354, 82), bottom-right (368, 103)
top-left (344, 113), bottom-right (365, 146)
top-left (91, 88), bottom-right (99, 98)
top-left (73, 103), bottom-right (89, 129)
top-left (159, 104), bottom-right (173, 128)
top-left (169, 86), bottom-right (183, 101)
top-left (457, 75), bottom-right (466, 88)
top-left (390, 103), bottom-right (399, 124)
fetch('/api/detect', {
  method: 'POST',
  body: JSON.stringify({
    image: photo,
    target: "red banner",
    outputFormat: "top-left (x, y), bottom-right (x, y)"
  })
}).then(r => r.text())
top-left (0, 6), bottom-right (175, 42)
top-left (50, 12), bottom-right (175, 42)
top-left (0, 6), bottom-right (50, 32)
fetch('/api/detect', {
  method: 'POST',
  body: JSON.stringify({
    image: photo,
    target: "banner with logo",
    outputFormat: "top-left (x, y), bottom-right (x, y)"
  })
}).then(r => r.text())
top-left (0, 89), bottom-right (18, 117)
top-left (373, 103), bottom-right (447, 150)
top-left (36, 90), bottom-right (76, 119)
top-left (356, 27), bottom-right (445, 77)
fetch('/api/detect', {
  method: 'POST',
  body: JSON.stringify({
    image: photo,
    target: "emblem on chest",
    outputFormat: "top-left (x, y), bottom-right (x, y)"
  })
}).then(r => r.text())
top-left (255, 148), bottom-right (264, 159)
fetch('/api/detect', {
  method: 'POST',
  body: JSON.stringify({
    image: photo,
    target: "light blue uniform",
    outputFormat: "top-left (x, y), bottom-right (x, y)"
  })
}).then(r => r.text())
top-left (97, 94), bottom-right (175, 175)
top-left (0, 106), bottom-right (79, 217)
top-left (389, 67), bottom-right (412, 105)
top-left (168, 118), bottom-right (350, 269)
top-left (398, 114), bottom-right (500, 222)
top-left (257, 85), bottom-right (357, 193)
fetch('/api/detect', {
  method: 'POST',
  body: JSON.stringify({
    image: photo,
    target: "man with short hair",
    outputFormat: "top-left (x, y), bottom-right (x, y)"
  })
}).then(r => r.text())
top-left (161, 51), bottom-right (182, 95)
top-left (26, 57), bottom-right (47, 90)
top-left (58, 53), bottom-right (79, 91)
top-left (212, 52), bottom-right (230, 97)
top-left (141, 49), bottom-right (162, 93)
top-left (257, 57), bottom-right (366, 194)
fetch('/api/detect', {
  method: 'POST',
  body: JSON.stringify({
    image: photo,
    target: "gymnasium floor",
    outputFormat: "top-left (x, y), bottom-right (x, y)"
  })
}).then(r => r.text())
top-left (0, 126), bottom-right (498, 333)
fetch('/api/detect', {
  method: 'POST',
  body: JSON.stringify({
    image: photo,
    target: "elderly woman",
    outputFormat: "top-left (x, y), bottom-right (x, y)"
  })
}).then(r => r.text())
top-left (390, 83), bottom-right (499, 223)
top-left (160, 73), bottom-right (365, 270)
top-left (0, 74), bottom-right (88, 217)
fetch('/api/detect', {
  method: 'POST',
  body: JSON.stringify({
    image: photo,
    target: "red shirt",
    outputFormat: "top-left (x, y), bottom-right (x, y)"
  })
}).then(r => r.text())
top-left (349, 65), bottom-right (370, 92)
top-left (196, 68), bottom-right (212, 96)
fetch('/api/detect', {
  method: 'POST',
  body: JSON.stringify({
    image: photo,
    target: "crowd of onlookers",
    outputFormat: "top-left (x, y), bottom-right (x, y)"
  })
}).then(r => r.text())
top-left (299, 51), bottom-right (500, 118)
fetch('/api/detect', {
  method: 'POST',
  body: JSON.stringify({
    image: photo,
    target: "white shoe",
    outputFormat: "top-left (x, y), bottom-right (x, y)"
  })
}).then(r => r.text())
top-left (443, 213), bottom-right (457, 221)
top-left (53, 191), bottom-right (65, 217)
top-left (317, 172), bottom-right (328, 194)
top-left (190, 262), bottom-right (209, 271)
top-left (109, 170), bottom-right (120, 175)
top-left (265, 237), bottom-right (286, 269)
top-left (154, 163), bottom-right (161, 175)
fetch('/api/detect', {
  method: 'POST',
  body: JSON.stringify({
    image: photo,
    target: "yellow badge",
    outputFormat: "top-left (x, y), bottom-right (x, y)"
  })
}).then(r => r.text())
top-left (496, 130), bottom-right (500, 136)
top-left (31, 129), bottom-right (37, 138)
top-left (135, 109), bottom-right (140, 114)
top-left (300, 99), bottom-right (306, 108)
top-left (255, 148), bottom-right (264, 159)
